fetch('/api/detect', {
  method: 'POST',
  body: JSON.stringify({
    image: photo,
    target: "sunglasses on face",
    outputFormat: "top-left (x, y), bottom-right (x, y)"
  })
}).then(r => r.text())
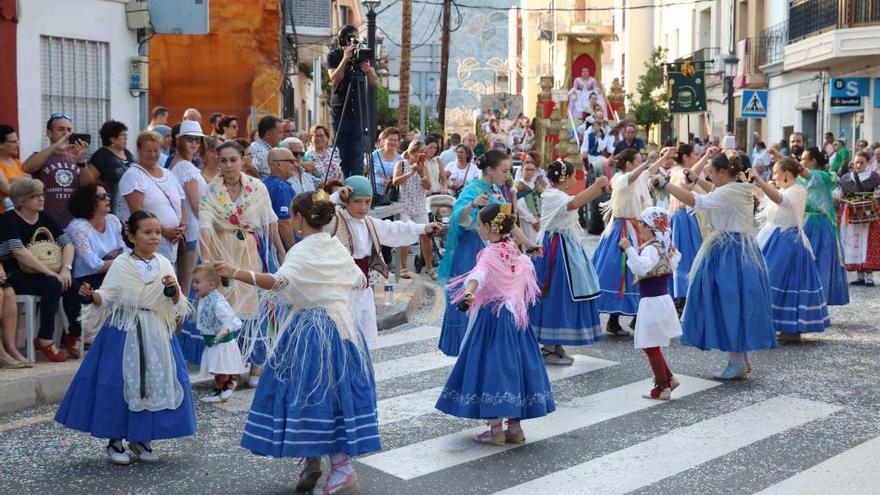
top-left (272, 159), bottom-right (296, 164)
top-left (291, 151), bottom-right (305, 158)
top-left (96, 193), bottom-right (111, 201)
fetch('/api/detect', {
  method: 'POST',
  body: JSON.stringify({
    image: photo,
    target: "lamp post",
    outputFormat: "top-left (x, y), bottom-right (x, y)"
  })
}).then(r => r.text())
top-left (363, 0), bottom-right (381, 146)
top-left (722, 53), bottom-right (739, 134)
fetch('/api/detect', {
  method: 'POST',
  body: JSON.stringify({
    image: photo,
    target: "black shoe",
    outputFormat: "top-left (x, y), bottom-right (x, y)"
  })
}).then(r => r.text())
top-left (850, 279), bottom-right (866, 286)
top-left (866, 280), bottom-right (875, 287)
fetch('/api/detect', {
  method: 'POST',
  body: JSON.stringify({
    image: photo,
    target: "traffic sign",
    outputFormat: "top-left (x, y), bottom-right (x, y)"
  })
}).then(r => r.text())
top-left (830, 78), bottom-right (870, 98)
top-left (741, 89), bottom-right (768, 118)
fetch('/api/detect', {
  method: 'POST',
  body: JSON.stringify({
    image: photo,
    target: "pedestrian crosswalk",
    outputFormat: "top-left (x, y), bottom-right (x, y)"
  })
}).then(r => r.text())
top-left (205, 324), bottom-right (872, 494)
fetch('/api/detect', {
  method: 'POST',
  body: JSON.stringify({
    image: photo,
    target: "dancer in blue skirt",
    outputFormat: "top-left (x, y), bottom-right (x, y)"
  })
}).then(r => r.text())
top-left (796, 147), bottom-right (850, 306)
top-left (530, 160), bottom-right (608, 365)
top-left (667, 144), bottom-right (709, 309)
top-left (55, 211), bottom-right (196, 465)
top-left (750, 158), bottom-right (830, 342)
top-left (437, 203), bottom-right (555, 446)
top-left (663, 151), bottom-right (776, 379)
top-left (593, 147), bottom-right (671, 334)
top-left (215, 192), bottom-right (376, 495)
top-left (437, 150), bottom-right (540, 356)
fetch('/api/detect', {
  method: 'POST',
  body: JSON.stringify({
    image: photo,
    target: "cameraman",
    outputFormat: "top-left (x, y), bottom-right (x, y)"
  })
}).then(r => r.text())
top-left (327, 25), bottom-right (379, 178)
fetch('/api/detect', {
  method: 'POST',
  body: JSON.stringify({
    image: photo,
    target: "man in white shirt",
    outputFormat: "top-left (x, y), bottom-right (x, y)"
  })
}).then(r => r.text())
top-left (439, 133), bottom-right (460, 166)
top-left (581, 120), bottom-right (615, 176)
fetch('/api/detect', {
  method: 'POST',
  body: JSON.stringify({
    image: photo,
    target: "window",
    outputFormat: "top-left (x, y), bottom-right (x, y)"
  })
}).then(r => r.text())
top-left (40, 36), bottom-right (110, 152)
top-left (339, 5), bottom-right (351, 27)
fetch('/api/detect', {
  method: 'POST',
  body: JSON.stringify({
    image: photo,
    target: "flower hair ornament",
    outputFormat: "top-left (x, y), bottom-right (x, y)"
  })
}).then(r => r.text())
top-left (638, 206), bottom-right (672, 253)
top-left (490, 203), bottom-right (513, 235)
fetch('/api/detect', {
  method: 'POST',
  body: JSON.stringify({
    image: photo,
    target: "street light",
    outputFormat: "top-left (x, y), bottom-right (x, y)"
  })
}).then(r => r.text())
top-left (722, 53), bottom-right (739, 134)
top-left (363, 0), bottom-right (381, 146)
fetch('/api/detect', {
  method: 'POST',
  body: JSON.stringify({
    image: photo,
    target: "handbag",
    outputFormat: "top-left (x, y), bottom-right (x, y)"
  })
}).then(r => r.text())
top-left (22, 226), bottom-right (63, 274)
top-left (376, 151), bottom-right (399, 203)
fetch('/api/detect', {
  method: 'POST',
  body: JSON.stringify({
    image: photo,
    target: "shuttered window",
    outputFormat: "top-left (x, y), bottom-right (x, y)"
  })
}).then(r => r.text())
top-left (40, 36), bottom-right (110, 152)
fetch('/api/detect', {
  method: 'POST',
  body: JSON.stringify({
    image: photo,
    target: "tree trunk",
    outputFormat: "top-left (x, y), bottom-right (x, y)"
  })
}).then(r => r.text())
top-left (398, 0), bottom-right (412, 132)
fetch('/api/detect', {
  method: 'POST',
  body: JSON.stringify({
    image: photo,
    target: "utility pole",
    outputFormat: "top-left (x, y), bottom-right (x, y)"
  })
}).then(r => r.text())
top-left (437, 0), bottom-right (451, 130)
top-left (398, 0), bottom-right (412, 132)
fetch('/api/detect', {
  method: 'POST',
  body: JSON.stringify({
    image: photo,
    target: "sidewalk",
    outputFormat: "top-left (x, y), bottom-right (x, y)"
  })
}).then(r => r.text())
top-left (0, 276), bottom-right (432, 416)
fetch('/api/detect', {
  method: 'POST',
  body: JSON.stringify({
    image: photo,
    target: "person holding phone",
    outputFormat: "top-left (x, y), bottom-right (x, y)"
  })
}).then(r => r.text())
top-left (393, 140), bottom-right (432, 278)
top-left (22, 113), bottom-right (90, 228)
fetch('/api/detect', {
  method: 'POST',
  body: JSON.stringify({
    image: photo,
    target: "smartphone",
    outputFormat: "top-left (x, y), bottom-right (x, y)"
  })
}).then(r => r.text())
top-left (722, 136), bottom-right (736, 150)
top-left (69, 133), bottom-right (92, 146)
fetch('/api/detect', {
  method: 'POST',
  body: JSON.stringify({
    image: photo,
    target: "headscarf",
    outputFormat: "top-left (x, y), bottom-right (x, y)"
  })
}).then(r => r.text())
top-left (344, 175), bottom-right (373, 198)
top-left (638, 206), bottom-right (672, 254)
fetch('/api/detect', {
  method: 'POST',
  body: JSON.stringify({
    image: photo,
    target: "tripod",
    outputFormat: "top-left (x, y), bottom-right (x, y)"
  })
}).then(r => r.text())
top-left (323, 60), bottom-right (389, 205)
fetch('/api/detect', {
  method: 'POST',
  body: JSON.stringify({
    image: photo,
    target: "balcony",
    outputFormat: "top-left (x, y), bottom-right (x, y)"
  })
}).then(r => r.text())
top-left (757, 21), bottom-right (788, 67)
top-left (734, 38), bottom-right (767, 89)
top-left (691, 47), bottom-right (721, 63)
top-left (785, 0), bottom-right (880, 70)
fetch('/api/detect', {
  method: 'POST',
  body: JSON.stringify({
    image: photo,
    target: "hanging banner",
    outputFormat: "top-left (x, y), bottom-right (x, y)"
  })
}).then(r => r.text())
top-left (667, 61), bottom-right (707, 114)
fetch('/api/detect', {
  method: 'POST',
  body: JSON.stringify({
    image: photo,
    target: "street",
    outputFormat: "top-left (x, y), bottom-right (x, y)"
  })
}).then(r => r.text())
top-left (1, 234), bottom-right (878, 495)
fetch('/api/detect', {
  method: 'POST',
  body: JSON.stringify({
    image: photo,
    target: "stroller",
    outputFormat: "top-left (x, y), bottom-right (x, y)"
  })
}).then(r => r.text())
top-left (414, 194), bottom-right (455, 275)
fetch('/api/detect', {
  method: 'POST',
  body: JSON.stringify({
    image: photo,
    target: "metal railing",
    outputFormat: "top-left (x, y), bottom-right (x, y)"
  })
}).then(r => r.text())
top-left (757, 21), bottom-right (788, 66)
top-left (789, 0), bottom-right (880, 42)
top-left (691, 46), bottom-right (721, 62)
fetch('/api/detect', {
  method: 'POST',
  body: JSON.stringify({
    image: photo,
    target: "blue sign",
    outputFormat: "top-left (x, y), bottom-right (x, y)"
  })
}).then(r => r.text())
top-left (741, 89), bottom-right (768, 118)
top-left (875, 79), bottom-right (880, 109)
top-left (830, 78), bottom-right (870, 98)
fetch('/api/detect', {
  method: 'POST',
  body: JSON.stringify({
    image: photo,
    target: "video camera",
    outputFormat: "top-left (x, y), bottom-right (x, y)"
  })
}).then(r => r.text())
top-left (349, 37), bottom-right (373, 64)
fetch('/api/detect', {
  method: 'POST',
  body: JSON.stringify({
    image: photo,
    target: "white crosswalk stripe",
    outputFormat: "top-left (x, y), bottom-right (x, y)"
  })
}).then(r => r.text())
top-left (753, 435), bottom-right (880, 495)
top-left (359, 375), bottom-right (720, 480)
top-left (378, 354), bottom-right (618, 424)
top-left (204, 324), bottom-right (858, 495)
top-left (493, 396), bottom-right (841, 494)
top-left (373, 325), bottom-right (441, 349)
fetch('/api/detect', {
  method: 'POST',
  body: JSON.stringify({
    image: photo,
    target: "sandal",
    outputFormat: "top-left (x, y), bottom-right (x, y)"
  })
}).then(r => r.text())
top-left (399, 269), bottom-right (413, 279)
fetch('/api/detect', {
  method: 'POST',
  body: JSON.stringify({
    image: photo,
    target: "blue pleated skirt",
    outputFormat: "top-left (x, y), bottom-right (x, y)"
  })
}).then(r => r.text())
top-left (681, 233), bottom-right (777, 352)
top-left (240, 312), bottom-right (381, 458)
top-left (761, 227), bottom-right (831, 334)
top-left (593, 218), bottom-right (640, 315)
top-left (803, 215), bottom-right (850, 306)
top-left (436, 306), bottom-right (555, 420)
top-left (55, 324), bottom-right (197, 442)
top-left (177, 314), bottom-right (205, 366)
top-left (670, 209), bottom-right (702, 299)
top-left (529, 232), bottom-right (603, 345)
top-left (439, 229), bottom-right (486, 356)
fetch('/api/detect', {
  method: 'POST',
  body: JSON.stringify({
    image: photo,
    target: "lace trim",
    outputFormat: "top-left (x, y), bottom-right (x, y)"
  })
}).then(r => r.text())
top-left (439, 389), bottom-right (554, 408)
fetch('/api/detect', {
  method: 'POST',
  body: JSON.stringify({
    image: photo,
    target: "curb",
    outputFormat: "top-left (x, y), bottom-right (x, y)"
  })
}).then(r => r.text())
top-left (1, 278), bottom-right (433, 417)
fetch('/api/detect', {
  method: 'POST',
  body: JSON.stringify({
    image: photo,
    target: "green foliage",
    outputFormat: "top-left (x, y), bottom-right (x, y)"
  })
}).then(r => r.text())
top-left (626, 47), bottom-right (670, 135)
top-left (377, 85), bottom-right (443, 135)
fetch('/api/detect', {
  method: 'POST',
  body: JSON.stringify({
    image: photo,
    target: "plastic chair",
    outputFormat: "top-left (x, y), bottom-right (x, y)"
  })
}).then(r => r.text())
top-left (16, 295), bottom-right (69, 362)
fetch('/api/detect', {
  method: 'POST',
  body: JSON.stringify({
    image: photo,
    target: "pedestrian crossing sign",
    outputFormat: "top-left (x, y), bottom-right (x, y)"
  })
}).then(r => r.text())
top-left (741, 89), bottom-right (768, 118)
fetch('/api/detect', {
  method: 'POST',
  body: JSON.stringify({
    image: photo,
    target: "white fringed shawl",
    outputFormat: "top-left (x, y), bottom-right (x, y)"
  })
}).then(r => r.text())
top-left (81, 253), bottom-right (190, 412)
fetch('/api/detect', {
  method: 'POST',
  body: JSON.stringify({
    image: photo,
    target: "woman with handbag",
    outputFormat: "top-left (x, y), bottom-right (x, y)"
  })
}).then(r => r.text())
top-left (0, 177), bottom-right (77, 362)
top-left (369, 127), bottom-right (403, 196)
top-left (445, 144), bottom-right (480, 197)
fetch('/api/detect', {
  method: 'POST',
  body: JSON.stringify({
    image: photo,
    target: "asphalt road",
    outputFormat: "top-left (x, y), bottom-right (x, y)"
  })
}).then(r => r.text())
top-left (1, 237), bottom-right (878, 495)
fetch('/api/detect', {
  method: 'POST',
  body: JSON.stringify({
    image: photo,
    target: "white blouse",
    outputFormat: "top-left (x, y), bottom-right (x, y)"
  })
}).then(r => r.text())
top-left (609, 171), bottom-right (652, 219)
top-left (169, 160), bottom-right (206, 243)
top-left (693, 182), bottom-right (756, 234)
top-left (66, 215), bottom-right (125, 279)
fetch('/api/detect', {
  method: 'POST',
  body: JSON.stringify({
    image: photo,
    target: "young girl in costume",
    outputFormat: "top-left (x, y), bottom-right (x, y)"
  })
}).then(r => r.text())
top-left (796, 147), bottom-right (849, 305)
top-left (663, 151), bottom-right (776, 379)
top-left (192, 264), bottom-right (245, 402)
top-left (437, 150), bottom-right (540, 356)
top-left (749, 158), bottom-right (830, 341)
top-left (593, 147), bottom-right (671, 334)
top-left (667, 144), bottom-right (708, 308)
top-left (215, 192), bottom-right (378, 495)
top-left (55, 211), bottom-right (196, 465)
top-left (436, 203), bottom-right (555, 445)
top-left (328, 175), bottom-right (444, 348)
top-left (514, 157), bottom-right (544, 244)
top-left (618, 207), bottom-right (682, 400)
top-left (530, 160), bottom-right (608, 365)
top-left (837, 151), bottom-right (880, 286)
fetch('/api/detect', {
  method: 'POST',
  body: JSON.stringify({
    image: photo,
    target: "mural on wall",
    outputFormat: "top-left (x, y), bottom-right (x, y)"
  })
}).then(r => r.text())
top-left (376, 0), bottom-right (518, 110)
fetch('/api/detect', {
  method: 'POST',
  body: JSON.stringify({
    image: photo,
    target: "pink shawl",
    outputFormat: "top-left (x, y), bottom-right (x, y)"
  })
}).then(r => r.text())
top-left (448, 240), bottom-right (539, 330)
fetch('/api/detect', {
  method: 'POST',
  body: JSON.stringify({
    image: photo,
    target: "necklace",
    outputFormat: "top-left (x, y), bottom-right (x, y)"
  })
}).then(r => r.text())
top-left (131, 252), bottom-right (157, 271)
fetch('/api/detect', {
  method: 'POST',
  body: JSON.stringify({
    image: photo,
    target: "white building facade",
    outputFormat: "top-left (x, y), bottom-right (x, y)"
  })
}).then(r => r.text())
top-left (15, 0), bottom-right (140, 156)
